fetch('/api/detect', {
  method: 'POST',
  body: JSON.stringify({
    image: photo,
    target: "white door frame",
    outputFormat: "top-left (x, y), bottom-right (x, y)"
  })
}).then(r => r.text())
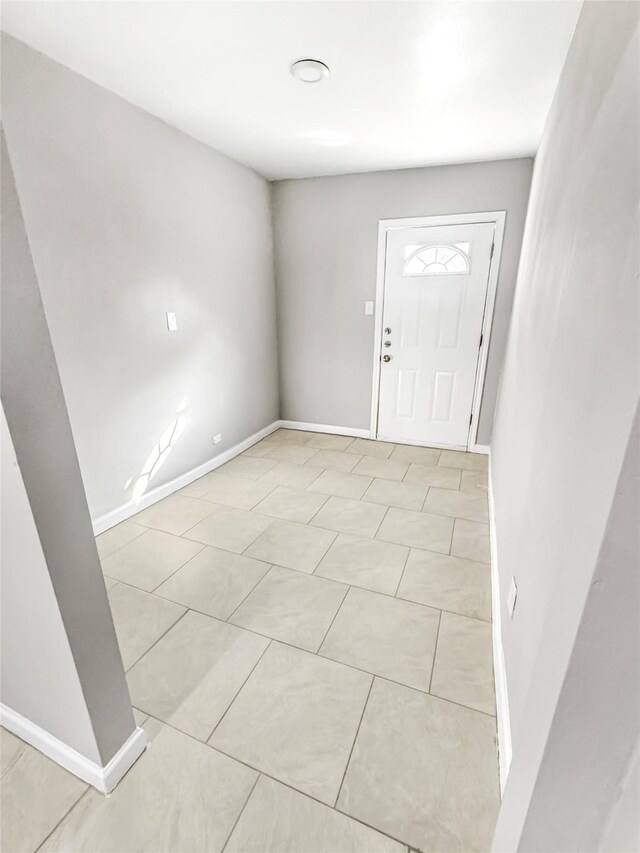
top-left (370, 211), bottom-right (506, 452)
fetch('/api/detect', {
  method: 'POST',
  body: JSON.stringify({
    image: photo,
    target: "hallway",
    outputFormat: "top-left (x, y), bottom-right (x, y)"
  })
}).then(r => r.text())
top-left (2, 429), bottom-right (497, 852)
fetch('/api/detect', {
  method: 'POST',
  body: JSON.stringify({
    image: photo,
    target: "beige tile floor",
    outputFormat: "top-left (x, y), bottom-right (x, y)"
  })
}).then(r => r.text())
top-left (1, 429), bottom-right (499, 853)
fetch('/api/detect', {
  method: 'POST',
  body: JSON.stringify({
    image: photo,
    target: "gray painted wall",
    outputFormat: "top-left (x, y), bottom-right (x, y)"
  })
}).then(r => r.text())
top-left (1, 34), bottom-right (279, 521)
top-left (491, 2), bottom-right (639, 848)
top-left (272, 158), bottom-right (532, 443)
top-left (1, 406), bottom-right (101, 763)
top-left (1, 131), bottom-right (135, 764)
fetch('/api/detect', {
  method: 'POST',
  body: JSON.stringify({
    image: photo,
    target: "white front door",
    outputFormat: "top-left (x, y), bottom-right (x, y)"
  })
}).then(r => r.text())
top-left (376, 221), bottom-right (495, 448)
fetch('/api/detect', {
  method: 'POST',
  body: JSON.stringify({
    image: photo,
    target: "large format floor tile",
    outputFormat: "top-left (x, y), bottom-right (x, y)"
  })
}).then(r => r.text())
top-left (430, 611), bottom-right (495, 714)
top-left (245, 519), bottom-right (336, 573)
top-left (101, 529), bottom-right (204, 591)
top-left (338, 678), bottom-right (499, 852)
top-left (210, 643), bottom-right (372, 805)
top-left (226, 776), bottom-right (405, 853)
top-left (344, 437), bottom-right (395, 459)
top-left (253, 486), bottom-right (328, 523)
top-left (308, 468), bottom-right (373, 500)
top-left (0, 729), bottom-right (87, 853)
top-left (127, 610), bottom-right (269, 740)
top-left (439, 449), bottom-right (488, 471)
top-left (230, 566), bottom-right (348, 651)
top-left (403, 463), bottom-right (462, 489)
top-left (108, 583), bottom-right (186, 670)
top-left (361, 477), bottom-right (427, 511)
top-left (398, 549), bottom-right (491, 621)
top-left (1, 729), bottom-right (86, 853)
top-left (306, 449), bottom-right (361, 472)
top-left (197, 473), bottom-right (276, 510)
top-left (307, 434), bottom-right (354, 451)
top-left (154, 546), bottom-right (271, 619)
top-left (184, 505), bottom-right (273, 553)
top-left (269, 428), bottom-right (315, 444)
top-left (311, 496), bottom-right (388, 538)
top-left (263, 443), bottom-right (320, 464)
top-left (132, 494), bottom-right (217, 536)
top-left (217, 455), bottom-right (277, 478)
top-left (460, 468), bottom-right (489, 494)
top-left (314, 533), bottom-right (408, 595)
top-left (259, 461), bottom-right (325, 489)
top-left (95, 520), bottom-right (146, 559)
top-left (320, 588), bottom-right (440, 691)
top-left (352, 456), bottom-right (408, 482)
top-left (451, 519), bottom-right (491, 562)
top-left (376, 507), bottom-right (453, 553)
top-left (389, 444), bottom-right (441, 466)
top-left (423, 487), bottom-right (489, 523)
top-left (41, 725), bottom-right (257, 853)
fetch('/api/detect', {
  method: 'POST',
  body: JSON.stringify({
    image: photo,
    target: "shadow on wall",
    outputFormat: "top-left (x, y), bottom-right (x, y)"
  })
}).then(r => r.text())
top-left (127, 399), bottom-right (189, 504)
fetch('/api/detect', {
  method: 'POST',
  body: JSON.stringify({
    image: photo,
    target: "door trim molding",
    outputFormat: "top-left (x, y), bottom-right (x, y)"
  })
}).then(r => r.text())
top-left (370, 211), bottom-right (506, 450)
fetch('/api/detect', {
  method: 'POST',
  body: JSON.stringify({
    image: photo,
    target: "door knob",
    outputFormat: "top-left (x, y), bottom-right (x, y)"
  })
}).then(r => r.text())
top-left (384, 327), bottom-right (392, 334)
top-left (382, 354), bottom-right (392, 362)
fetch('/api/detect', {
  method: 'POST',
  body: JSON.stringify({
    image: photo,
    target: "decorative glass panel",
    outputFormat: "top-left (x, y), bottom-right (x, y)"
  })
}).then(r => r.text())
top-left (403, 243), bottom-right (470, 276)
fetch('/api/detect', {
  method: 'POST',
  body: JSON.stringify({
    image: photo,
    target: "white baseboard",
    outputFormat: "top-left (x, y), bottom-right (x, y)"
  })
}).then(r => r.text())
top-left (0, 704), bottom-right (146, 793)
top-left (92, 420), bottom-right (281, 535)
top-left (470, 443), bottom-right (490, 455)
top-left (488, 458), bottom-right (513, 795)
top-left (278, 420), bottom-right (370, 439)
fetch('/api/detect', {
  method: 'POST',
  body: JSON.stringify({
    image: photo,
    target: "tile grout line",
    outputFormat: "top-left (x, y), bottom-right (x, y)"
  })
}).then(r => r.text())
top-left (206, 739), bottom-right (412, 851)
top-left (34, 785), bottom-right (92, 852)
top-left (224, 564), bottom-right (275, 623)
top-left (371, 503), bottom-right (392, 540)
top-left (206, 640), bottom-right (273, 743)
top-left (333, 675), bottom-right (375, 809)
top-left (96, 524), bottom-right (149, 560)
top-left (392, 544), bottom-right (412, 598)
top-left (219, 773), bottom-right (261, 853)
top-left (147, 541), bottom-right (208, 594)
top-left (427, 609), bottom-right (443, 694)
top-left (315, 582), bottom-right (352, 655)
top-left (125, 608), bottom-right (191, 676)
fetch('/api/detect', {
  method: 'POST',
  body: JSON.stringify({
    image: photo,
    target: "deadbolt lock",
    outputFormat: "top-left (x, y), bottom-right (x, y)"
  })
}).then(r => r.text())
top-left (383, 340), bottom-right (391, 347)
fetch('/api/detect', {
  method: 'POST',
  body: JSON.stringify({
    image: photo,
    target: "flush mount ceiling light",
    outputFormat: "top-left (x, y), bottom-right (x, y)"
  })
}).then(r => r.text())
top-left (290, 59), bottom-right (330, 83)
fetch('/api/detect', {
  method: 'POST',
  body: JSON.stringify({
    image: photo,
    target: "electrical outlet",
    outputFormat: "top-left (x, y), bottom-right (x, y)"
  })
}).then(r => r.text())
top-left (212, 434), bottom-right (222, 445)
top-left (166, 312), bottom-right (178, 331)
top-left (507, 576), bottom-right (518, 618)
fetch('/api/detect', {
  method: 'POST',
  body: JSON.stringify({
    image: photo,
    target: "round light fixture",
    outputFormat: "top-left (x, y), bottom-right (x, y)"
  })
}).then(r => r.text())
top-left (290, 59), bottom-right (330, 83)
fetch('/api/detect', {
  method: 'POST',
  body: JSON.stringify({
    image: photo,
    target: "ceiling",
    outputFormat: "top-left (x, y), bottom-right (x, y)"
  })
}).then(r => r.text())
top-left (2, 1), bottom-right (582, 181)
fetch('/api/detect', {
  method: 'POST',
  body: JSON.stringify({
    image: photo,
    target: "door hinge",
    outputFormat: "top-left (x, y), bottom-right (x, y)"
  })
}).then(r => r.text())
top-left (469, 412), bottom-right (473, 427)
top-left (479, 332), bottom-right (484, 349)
top-left (490, 240), bottom-right (495, 260)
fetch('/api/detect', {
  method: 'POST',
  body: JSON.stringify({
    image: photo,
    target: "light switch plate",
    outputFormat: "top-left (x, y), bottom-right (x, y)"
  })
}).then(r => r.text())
top-left (166, 312), bottom-right (178, 331)
top-left (364, 301), bottom-right (374, 316)
top-left (507, 576), bottom-right (518, 618)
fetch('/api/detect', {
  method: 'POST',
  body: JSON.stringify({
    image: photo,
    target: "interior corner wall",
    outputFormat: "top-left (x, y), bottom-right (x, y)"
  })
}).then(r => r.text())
top-left (271, 157), bottom-right (533, 442)
top-left (490, 2), bottom-right (639, 849)
top-left (1, 33), bottom-right (279, 522)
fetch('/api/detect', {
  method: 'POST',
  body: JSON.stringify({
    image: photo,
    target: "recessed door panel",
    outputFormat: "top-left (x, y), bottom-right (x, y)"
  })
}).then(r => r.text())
top-left (431, 372), bottom-right (456, 422)
top-left (396, 369), bottom-right (418, 418)
top-left (377, 221), bottom-right (495, 448)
